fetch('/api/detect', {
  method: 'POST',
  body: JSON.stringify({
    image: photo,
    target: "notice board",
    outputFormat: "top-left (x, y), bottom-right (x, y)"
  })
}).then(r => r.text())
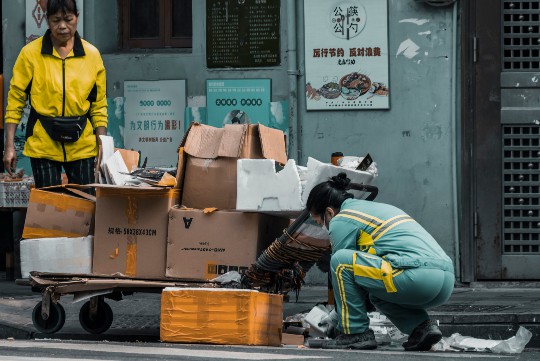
top-left (206, 0), bottom-right (280, 68)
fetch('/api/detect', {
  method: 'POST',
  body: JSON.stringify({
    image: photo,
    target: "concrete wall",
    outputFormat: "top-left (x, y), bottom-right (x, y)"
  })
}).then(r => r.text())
top-left (2, 0), bottom-right (460, 284)
top-left (301, 1), bottom-right (460, 283)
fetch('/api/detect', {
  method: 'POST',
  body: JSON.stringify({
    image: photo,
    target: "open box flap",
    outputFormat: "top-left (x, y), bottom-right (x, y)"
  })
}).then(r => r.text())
top-left (217, 124), bottom-right (249, 158)
top-left (182, 123), bottom-right (224, 159)
top-left (258, 123), bottom-right (287, 164)
top-left (39, 184), bottom-right (96, 202)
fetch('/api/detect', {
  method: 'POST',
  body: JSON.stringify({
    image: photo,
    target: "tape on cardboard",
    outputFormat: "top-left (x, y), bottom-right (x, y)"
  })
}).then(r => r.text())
top-left (22, 227), bottom-right (86, 239)
top-left (30, 191), bottom-right (94, 214)
top-left (125, 235), bottom-right (137, 276)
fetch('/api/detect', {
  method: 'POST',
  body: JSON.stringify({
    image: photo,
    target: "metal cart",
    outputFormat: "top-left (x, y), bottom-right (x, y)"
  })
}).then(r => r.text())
top-left (16, 272), bottom-right (215, 335)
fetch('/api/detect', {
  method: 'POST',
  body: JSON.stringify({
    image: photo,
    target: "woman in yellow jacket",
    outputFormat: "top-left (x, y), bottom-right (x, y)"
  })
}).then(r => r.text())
top-left (2, 0), bottom-right (107, 187)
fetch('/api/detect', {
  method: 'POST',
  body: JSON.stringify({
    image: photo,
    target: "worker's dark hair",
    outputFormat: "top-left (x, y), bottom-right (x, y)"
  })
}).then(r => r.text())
top-left (47, 0), bottom-right (79, 16)
top-left (306, 172), bottom-right (354, 217)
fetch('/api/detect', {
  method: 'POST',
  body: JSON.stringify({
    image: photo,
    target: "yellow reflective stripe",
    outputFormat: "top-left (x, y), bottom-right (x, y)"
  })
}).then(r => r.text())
top-left (367, 247), bottom-right (377, 255)
top-left (373, 218), bottom-right (415, 241)
top-left (392, 269), bottom-right (404, 277)
top-left (372, 215), bottom-right (415, 240)
top-left (340, 209), bottom-right (384, 225)
top-left (357, 231), bottom-right (375, 249)
top-left (353, 254), bottom-right (397, 293)
top-left (335, 213), bottom-right (375, 228)
top-left (335, 263), bottom-right (354, 334)
top-left (381, 260), bottom-right (397, 293)
top-left (360, 252), bottom-right (379, 260)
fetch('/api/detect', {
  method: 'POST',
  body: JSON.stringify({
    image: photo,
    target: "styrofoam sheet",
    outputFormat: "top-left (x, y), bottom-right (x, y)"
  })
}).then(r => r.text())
top-left (20, 236), bottom-right (93, 279)
top-left (301, 157), bottom-right (377, 205)
top-left (236, 159), bottom-right (304, 212)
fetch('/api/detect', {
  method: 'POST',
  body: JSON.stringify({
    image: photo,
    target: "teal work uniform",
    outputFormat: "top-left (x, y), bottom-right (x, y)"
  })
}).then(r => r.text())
top-left (328, 198), bottom-right (455, 335)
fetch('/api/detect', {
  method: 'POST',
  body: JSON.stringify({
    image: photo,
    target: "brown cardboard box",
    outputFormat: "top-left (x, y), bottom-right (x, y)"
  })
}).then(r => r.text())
top-left (22, 185), bottom-right (95, 239)
top-left (92, 185), bottom-right (179, 279)
top-left (166, 207), bottom-right (289, 280)
top-left (160, 288), bottom-right (283, 346)
top-left (178, 123), bottom-right (287, 210)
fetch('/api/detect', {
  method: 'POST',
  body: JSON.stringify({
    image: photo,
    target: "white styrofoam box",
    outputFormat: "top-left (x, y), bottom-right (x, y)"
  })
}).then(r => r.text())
top-left (301, 157), bottom-right (377, 205)
top-left (236, 159), bottom-right (304, 212)
top-left (20, 236), bottom-right (93, 278)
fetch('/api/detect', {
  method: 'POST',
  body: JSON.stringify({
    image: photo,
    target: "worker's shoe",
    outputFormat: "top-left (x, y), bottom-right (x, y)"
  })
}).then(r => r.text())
top-left (322, 329), bottom-right (377, 350)
top-left (402, 319), bottom-right (443, 351)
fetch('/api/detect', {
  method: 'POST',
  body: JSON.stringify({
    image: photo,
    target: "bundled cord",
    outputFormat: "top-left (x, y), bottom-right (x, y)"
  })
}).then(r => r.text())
top-left (242, 183), bottom-right (379, 298)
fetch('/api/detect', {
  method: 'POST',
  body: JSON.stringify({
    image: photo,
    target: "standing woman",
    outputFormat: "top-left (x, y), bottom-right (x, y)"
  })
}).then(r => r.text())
top-left (3, 0), bottom-right (107, 187)
top-left (307, 173), bottom-right (455, 351)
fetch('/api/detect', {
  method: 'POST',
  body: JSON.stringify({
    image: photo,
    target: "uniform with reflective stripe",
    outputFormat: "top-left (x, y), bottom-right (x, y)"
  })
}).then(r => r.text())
top-left (327, 198), bottom-right (455, 335)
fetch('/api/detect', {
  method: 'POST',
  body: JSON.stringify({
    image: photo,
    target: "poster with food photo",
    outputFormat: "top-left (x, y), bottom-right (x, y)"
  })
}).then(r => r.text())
top-left (304, 0), bottom-right (389, 110)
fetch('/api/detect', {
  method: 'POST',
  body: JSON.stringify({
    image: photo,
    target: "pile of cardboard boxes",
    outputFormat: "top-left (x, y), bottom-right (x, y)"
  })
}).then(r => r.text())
top-left (19, 122), bottom-right (377, 346)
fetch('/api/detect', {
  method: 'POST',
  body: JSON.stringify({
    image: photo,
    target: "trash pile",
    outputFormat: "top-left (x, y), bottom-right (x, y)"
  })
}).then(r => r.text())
top-left (19, 122), bottom-right (378, 346)
top-left (284, 304), bottom-right (533, 354)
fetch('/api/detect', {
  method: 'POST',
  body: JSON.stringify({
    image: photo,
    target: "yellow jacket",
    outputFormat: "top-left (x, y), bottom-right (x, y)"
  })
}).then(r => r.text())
top-left (5, 30), bottom-right (107, 162)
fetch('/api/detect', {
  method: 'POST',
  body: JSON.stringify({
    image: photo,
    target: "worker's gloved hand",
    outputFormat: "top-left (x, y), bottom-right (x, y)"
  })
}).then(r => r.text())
top-left (318, 309), bottom-right (339, 337)
top-left (316, 248), bottom-right (332, 273)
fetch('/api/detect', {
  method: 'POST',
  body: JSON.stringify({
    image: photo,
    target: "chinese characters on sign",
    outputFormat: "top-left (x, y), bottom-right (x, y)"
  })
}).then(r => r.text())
top-left (25, 0), bottom-right (84, 43)
top-left (304, 0), bottom-right (389, 110)
top-left (206, 0), bottom-right (280, 68)
top-left (206, 79), bottom-right (271, 128)
top-left (124, 80), bottom-right (186, 167)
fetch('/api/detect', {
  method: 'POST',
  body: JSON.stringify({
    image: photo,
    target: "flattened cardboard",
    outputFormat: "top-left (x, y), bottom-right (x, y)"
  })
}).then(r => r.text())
top-left (22, 185), bottom-right (95, 239)
top-left (92, 186), bottom-right (179, 279)
top-left (166, 207), bottom-right (289, 280)
top-left (179, 123), bottom-right (288, 210)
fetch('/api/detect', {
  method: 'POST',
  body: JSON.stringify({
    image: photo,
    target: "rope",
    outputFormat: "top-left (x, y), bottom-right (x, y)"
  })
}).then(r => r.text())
top-left (243, 230), bottom-right (330, 298)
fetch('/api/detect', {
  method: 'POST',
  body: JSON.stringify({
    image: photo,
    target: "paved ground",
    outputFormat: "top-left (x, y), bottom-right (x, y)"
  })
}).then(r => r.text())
top-left (0, 279), bottom-right (539, 350)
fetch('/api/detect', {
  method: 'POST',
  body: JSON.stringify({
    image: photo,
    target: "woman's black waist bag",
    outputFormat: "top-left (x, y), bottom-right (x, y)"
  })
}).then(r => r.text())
top-left (27, 107), bottom-right (88, 143)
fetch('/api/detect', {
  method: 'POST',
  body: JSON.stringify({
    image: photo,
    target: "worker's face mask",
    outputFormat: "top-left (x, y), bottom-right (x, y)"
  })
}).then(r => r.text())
top-left (321, 208), bottom-right (334, 232)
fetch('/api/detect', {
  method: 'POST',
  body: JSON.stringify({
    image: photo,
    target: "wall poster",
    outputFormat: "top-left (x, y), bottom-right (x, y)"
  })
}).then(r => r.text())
top-left (206, 79), bottom-right (271, 128)
top-left (304, 0), bottom-right (389, 110)
top-left (26, 0), bottom-right (84, 43)
top-left (124, 80), bottom-right (186, 168)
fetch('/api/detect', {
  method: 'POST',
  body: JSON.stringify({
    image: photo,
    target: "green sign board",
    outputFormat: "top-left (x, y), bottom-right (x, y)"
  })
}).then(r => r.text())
top-left (206, 0), bottom-right (281, 68)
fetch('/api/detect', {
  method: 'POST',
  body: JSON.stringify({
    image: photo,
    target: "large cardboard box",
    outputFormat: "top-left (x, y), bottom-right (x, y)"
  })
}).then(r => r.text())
top-left (166, 207), bottom-right (289, 280)
top-left (160, 288), bottom-right (283, 346)
top-left (92, 185), bottom-right (179, 279)
top-left (22, 185), bottom-right (95, 239)
top-left (179, 123), bottom-right (288, 210)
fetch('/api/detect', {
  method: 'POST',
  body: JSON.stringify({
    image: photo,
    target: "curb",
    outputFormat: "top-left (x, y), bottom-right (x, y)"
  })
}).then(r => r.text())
top-left (0, 322), bottom-right (33, 340)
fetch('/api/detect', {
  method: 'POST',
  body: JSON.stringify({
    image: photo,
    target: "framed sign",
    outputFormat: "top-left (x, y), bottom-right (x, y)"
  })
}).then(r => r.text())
top-left (206, 0), bottom-right (280, 68)
top-left (206, 79), bottom-right (271, 127)
top-left (124, 80), bottom-right (186, 168)
top-left (26, 0), bottom-right (84, 43)
top-left (304, 0), bottom-right (389, 110)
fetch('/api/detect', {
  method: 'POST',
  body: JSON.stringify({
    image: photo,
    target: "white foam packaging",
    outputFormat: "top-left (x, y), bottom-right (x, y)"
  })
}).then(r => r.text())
top-left (20, 236), bottom-right (93, 278)
top-left (236, 159), bottom-right (304, 212)
top-left (301, 157), bottom-right (377, 205)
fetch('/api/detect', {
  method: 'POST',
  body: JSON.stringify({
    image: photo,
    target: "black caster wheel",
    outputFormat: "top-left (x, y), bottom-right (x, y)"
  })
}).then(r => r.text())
top-left (79, 299), bottom-right (113, 334)
top-left (32, 301), bottom-right (66, 334)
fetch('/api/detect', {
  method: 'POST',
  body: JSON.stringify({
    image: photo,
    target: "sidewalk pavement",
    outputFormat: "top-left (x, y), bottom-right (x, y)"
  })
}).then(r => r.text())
top-left (0, 280), bottom-right (539, 349)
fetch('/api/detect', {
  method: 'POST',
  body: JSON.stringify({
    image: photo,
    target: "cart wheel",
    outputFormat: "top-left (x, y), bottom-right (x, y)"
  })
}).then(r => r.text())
top-left (32, 301), bottom-right (66, 334)
top-left (79, 300), bottom-right (113, 334)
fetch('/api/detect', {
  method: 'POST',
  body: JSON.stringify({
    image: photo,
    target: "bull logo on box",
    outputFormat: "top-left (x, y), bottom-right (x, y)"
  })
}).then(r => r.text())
top-left (183, 217), bottom-right (193, 229)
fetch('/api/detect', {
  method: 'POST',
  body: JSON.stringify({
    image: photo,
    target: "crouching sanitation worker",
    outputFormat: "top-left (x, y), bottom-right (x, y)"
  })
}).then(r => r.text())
top-left (307, 173), bottom-right (455, 351)
top-left (2, 0), bottom-right (107, 187)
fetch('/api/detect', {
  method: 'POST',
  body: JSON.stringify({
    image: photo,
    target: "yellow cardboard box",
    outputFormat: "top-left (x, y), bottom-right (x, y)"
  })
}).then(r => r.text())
top-left (22, 185), bottom-right (95, 239)
top-left (160, 288), bottom-right (283, 346)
